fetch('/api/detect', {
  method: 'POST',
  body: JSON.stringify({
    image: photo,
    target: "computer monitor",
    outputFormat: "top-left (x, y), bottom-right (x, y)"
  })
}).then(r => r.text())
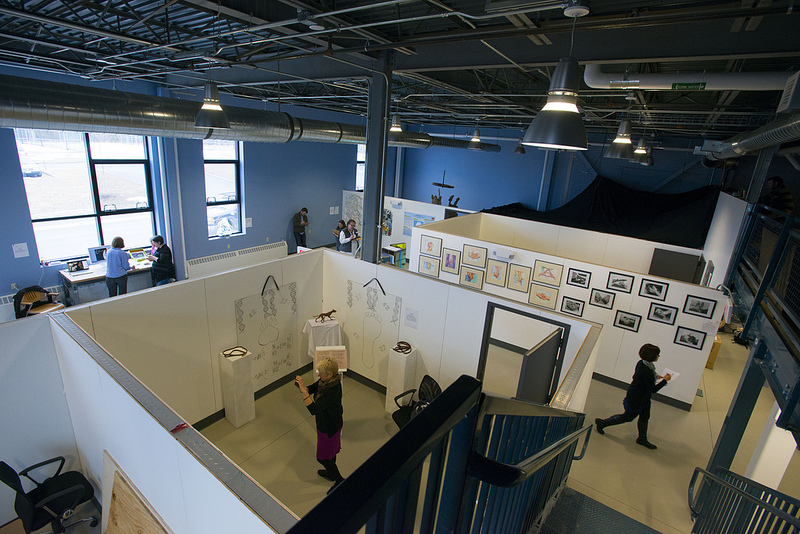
top-left (128, 248), bottom-right (146, 261)
top-left (87, 246), bottom-right (110, 265)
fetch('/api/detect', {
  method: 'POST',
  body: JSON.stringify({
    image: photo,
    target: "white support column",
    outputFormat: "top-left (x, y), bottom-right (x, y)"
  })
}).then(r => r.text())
top-left (745, 401), bottom-right (796, 488)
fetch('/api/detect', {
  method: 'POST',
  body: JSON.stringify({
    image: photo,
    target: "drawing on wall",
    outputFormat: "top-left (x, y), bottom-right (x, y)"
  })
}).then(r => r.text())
top-left (674, 326), bottom-right (707, 350)
top-left (639, 278), bottom-right (669, 301)
top-left (533, 260), bottom-right (563, 287)
top-left (607, 272), bottom-right (634, 293)
top-left (648, 302), bottom-right (678, 325)
top-left (590, 288), bottom-right (615, 309)
top-left (420, 235), bottom-right (443, 257)
top-left (683, 295), bottom-right (717, 319)
top-left (614, 310), bottom-right (641, 332)
top-left (343, 191), bottom-right (363, 230)
top-left (235, 282), bottom-right (298, 390)
top-left (419, 256), bottom-right (440, 278)
top-left (403, 212), bottom-right (435, 236)
top-left (459, 266), bottom-right (484, 290)
top-left (561, 296), bottom-right (585, 317)
top-left (566, 268), bottom-right (591, 289)
top-left (345, 280), bottom-right (402, 382)
top-left (382, 209), bottom-right (392, 236)
top-left (486, 259), bottom-right (508, 287)
top-left (442, 248), bottom-right (461, 274)
top-left (462, 244), bottom-right (488, 268)
top-left (529, 282), bottom-right (558, 309)
top-left (507, 264), bottom-right (532, 293)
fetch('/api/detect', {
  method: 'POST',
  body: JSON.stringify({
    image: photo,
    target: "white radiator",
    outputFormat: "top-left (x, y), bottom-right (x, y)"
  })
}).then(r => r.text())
top-left (185, 241), bottom-right (288, 279)
top-left (0, 285), bottom-right (64, 323)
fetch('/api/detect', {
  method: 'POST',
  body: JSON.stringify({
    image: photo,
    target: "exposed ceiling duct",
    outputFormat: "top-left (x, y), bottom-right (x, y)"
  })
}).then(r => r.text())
top-left (584, 64), bottom-right (792, 91)
top-left (703, 113), bottom-right (800, 161)
top-left (0, 75), bottom-right (500, 152)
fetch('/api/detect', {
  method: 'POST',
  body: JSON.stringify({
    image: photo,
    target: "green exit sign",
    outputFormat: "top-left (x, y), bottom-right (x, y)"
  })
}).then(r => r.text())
top-left (672, 82), bottom-right (707, 91)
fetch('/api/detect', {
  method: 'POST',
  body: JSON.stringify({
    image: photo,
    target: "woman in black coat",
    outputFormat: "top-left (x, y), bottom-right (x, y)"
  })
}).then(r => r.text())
top-left (595, 343), bottom-right (672, 449)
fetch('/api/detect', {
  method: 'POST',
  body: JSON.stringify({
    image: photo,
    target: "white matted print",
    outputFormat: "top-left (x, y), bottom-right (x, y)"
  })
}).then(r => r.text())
top-left (533, 259), bottom-right (563, 287)
top-left (442, 248), bottom-right (461, 274)
top-left (674, 326), bottom-right (707, 350)
top-left (418, 256), bottom-right (440, 278)
top-left (507, 264), bottom-right (532, 293)
top-left (462, 244), bottom-right (488, 268)
top-left (459, 266), bottom-right (484, 290)
top-left (486, 259), bottom-right (508, 287)
top-left (561, 296), bottom-right (585, 317)
top-left (420, 235), bottom-right (442, 257)
top-left (566, 268), bottom-right (591, 289)
top-left (529, 282), bottom-right (558, 309)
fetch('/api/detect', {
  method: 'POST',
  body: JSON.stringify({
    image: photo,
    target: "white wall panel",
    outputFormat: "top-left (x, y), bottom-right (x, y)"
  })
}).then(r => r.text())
top-left (555, 226), bottom-right (608, 264)
top-left (703, 193), bottom-right (748, 288)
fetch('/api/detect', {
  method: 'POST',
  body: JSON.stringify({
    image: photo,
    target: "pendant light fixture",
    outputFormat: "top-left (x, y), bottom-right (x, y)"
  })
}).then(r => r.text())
top-left (604, 119), bottom-right (634, 159)
top-left (468, 128), bottom-right (482, 150)
top-left (194, 82), bottom-right (230, 129)
top-left (514, 142), bottom-right (526, 155)
top-left (389, 114), bottom-right (403, 132)
top-left (632, 137), bottom-right (649, 164)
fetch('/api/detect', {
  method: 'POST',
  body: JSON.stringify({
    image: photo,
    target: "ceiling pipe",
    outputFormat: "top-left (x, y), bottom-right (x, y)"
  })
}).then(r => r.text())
top-left (703, 113), bottom-right (800, 161)
top-left (584, 64), bottom-right (791, 91)
top-left (0, 74), bottom-right (498, 152)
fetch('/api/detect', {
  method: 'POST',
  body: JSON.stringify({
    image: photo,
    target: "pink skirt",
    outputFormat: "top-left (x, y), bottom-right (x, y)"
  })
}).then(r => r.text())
top-left (316, 429), bottom-right (342, 461)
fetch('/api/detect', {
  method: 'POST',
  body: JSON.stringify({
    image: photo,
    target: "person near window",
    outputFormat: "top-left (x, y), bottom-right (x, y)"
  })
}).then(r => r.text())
top-left (293, 207), bottom-right (310, 249)
top-left (338, 219), bottom-right (360, 253)
top-left (332, 220), bottom-right (346, 251)
top-left (594, 343), bottom-right (672, 450)
top-left (294, 357), bottom-right (345, 494)
top-left (106, 236), bottom-right (132, 297)
top-left (147, 235), bottom-right (175, 286)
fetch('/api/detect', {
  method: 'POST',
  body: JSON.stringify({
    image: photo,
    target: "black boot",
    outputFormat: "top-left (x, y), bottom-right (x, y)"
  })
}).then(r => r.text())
top-left (320, 457), bottom-right (345, 493)
top-left (636, 418), bottom-right (657, 449)
top-left (595, 414), bottom-right (629, 435)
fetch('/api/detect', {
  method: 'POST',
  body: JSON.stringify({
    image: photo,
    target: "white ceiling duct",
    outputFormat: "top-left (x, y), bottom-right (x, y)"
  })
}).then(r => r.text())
top-left (584, 64), bottom-right (791, 92)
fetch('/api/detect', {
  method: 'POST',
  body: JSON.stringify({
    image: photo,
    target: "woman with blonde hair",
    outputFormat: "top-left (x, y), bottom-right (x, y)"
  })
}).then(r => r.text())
top-left (295, 357), bottom-right (345, 493)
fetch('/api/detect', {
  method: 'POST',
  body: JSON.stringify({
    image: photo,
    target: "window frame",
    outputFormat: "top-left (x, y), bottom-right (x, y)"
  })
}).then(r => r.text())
top-left (204, 141), bottom-right (243, 239)
top-left (20, 130), bottom-right (156, 261)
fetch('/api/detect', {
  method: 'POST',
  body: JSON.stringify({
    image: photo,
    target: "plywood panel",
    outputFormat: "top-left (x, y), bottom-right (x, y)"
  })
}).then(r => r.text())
top-left (107, 471), bottom-right (171, 534)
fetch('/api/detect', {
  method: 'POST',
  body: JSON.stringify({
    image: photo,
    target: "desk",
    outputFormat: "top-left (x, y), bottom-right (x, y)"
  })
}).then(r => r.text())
top-left (60, 262), bottom-right (152, 305)
top-left (303, 318), bottom-right (342, 359)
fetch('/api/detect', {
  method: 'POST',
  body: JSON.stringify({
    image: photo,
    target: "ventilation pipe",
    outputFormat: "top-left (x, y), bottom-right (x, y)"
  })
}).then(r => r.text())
top-left (0, 74), bottom-right (500, 152)
top-left (584, 64), bottom-right (790, 91)
top-left (703, 113), bottom-right (800, 161)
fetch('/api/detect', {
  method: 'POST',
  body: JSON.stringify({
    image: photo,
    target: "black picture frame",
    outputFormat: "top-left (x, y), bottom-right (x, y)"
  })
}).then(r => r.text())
top-left (560, 296), bottom-right (585, 317)
top-left (589, 288), bottom-right (615, 309)
top-left (674, 326), bottom-right (707, 350)
top-left (647, 302), bottom-right (678, 325)
top-left (607, 272), bottom-right (634, 293)
top-left (566, 268), bottom-right (591, 289)
top-left (613, 310), bottom-right (641, 332)
top-left (639, 278), bottom-right (669, 301)
top-left (683, 295), bottom-right (717, 319)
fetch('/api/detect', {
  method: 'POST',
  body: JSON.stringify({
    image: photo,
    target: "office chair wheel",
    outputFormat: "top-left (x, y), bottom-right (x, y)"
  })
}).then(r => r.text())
top-left (90, 517), bottom-right (99, 527)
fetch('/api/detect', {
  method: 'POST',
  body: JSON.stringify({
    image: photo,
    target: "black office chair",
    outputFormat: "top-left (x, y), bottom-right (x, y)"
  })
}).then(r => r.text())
top-left (0, 457), bottom-right (98, 533)
top-left (12, 285), bottom-right (65, 319)
top-left (392, 375), bottom-right (442, 429)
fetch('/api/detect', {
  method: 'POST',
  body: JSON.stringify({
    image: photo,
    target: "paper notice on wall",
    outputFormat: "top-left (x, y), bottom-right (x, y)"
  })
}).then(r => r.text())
top-left (12, 242), bottom-right (29, 258)
top-left (405, 308), bottom-right (419, 329)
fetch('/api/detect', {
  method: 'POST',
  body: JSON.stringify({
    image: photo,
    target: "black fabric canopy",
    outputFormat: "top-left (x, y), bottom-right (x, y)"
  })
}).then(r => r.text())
top-left (482, 177), bottom-right (720, 249)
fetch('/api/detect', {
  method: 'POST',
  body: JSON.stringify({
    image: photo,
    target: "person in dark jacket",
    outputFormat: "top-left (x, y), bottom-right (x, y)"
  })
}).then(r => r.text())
top-left (594, 344), bottom-right (672, 449)
top-left (295, 357), bottom-right (345, 493)
top-left (147, 235), bottom-right (175, 286)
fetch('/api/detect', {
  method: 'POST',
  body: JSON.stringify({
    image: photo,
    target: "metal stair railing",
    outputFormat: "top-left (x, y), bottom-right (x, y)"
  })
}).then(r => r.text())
top-left (689, 466), bottom-right (800, 533)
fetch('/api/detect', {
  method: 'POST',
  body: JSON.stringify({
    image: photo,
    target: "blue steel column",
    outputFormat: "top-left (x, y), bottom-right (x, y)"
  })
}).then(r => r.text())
top-left (362, 51), bottom-right (393, 264)
top-left (706, 340), bottom-right (767, 473)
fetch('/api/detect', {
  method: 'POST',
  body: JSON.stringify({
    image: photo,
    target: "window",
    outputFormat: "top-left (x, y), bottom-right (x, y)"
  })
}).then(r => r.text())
top-left (203, 139), bottom-right (242, 238)
top-left (355, 144), bottom-right (366, 191)
top-left (15, 129), bottom-right (155, 261)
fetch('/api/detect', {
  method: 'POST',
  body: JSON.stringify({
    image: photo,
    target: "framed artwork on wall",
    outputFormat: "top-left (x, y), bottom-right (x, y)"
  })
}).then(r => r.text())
top-left (614, 310), bottom-right (642, 332)
top-left (462, 244), bottom-right (488, 268)
top-left (529, 282), bottom-right (558, 309)
top-left (442, 248), bottom-right (461, 274)
top-left (639, 278), bottom-right (669, 301)
top-left (683, 295), bottom-right (717, 319)
top-left (486, 259), bottom-right (508, 287)
top-left (589, 288), bottom-right (615, 309)
top-left (561, 296), bottom-right (585, 317)
top-left (566, 268), bottom-right (591, 289)
top-left (459, 266), bottom-right (484, 290)
top-left (507, 264), bottom-right (532, 293)
top-left (647, 303), bottom-right (678, 325)
top-left (420, 235), bottom-right (442, 257)
top-left (533, 259), bottom-right (563, 287)
top-left (607, 272), bottom-right (634, 293)
top-left (674, 326), bottom-right (707, 350)
top-left (418, 256), bottom-right (440, 278)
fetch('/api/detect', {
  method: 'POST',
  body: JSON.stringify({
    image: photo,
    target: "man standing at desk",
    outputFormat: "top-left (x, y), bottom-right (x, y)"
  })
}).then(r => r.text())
top-left (106, 236), bottom-right (132, 297)
top-left (147, 235), bottom-right (175, 286)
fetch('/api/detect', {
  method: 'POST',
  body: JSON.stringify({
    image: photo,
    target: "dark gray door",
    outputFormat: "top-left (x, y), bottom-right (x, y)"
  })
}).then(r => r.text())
top-left (516, 329), bottom-right (563, 404)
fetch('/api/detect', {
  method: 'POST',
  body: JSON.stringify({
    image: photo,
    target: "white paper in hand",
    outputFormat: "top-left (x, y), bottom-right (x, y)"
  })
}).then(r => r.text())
top-left (663, 368), bottom-right (680, 381)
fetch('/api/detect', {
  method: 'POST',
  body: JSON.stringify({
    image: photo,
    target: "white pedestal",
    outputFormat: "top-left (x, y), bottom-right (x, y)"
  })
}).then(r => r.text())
top-left (385, 345), bottom-right (418, 414)
top-left (303, 319), bottom-right (343, 359)
top-left (219, 351), bottom-right (255, 428)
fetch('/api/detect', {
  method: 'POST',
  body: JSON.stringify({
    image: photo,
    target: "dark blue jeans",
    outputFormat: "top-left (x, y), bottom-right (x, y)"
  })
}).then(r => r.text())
top-left (106, 275), bottom-right (128, 297)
